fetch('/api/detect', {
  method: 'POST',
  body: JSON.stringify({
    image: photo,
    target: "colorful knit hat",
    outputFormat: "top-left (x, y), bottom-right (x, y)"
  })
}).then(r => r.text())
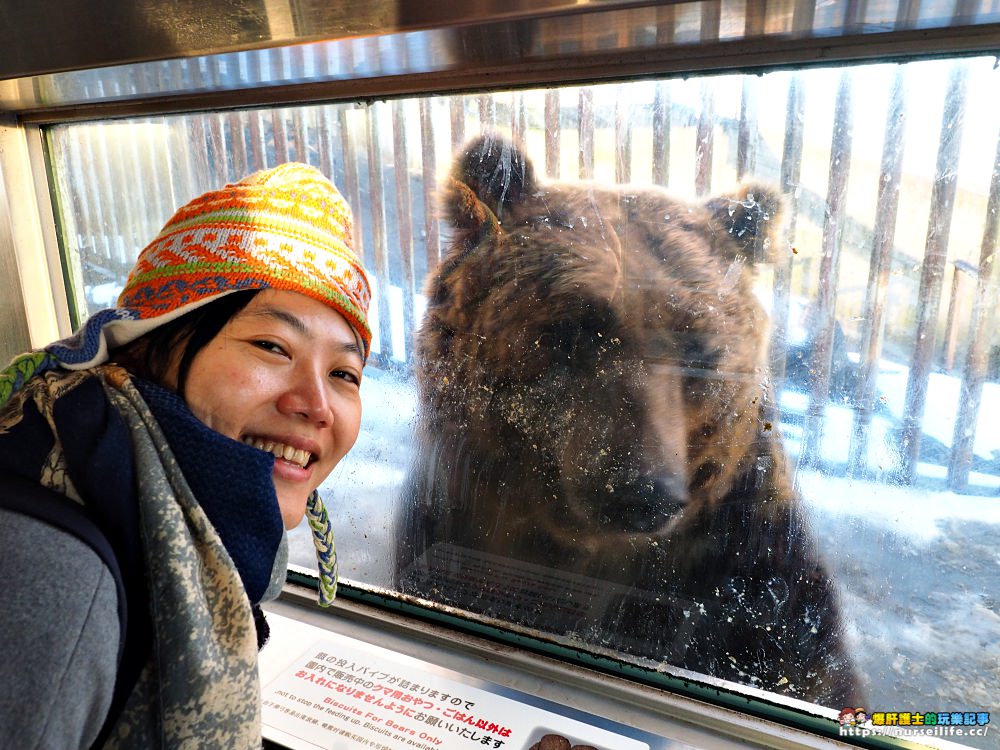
top-left (0, 162), bottom-right (370, 606)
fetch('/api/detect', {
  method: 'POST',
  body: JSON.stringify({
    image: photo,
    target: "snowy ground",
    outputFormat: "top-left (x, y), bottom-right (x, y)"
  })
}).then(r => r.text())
top-left (289, 364), bottom-right (999, 750)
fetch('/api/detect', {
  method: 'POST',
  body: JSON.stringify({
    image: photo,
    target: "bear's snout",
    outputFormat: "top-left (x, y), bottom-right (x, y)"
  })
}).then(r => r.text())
top-left (573, 470), bottom-right (689, 533)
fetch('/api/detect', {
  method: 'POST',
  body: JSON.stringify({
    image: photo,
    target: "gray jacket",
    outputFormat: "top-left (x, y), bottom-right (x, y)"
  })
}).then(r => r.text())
top-left (0, 509), bottom-right (119, 749)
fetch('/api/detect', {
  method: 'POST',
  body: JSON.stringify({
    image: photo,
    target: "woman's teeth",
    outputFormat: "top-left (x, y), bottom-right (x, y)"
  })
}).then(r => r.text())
top-left (244, 437), bottom-right (312, 468)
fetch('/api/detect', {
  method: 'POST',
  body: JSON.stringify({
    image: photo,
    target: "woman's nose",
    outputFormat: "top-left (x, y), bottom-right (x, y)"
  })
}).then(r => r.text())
top-left (276, 366), bottom-right (333, 425)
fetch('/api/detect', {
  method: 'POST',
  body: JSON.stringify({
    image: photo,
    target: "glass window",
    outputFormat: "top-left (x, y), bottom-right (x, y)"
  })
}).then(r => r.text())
top-left (47, 55), bottom-right (999, 744)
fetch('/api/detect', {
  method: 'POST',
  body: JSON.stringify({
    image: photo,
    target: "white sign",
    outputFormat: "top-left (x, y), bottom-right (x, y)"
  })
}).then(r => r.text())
top-left (262, 629), bottom-right (655, 750)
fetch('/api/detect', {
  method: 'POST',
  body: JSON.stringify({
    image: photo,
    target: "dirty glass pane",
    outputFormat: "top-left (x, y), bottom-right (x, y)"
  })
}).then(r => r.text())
top-left (48, 55), bottom-right (999, 744)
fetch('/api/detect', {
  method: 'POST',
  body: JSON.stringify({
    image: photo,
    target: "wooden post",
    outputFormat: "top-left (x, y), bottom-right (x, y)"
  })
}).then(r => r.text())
top-left (848, 66), bottom-right (906, 476)
top-left (366, 102), bottom-right (395, 365)
top-left (737, 77), bottom-right (758, 181)
top-left (544, 89), bottom-right (561, 179)
top-left (769, 73), bottom-right (805, 391)
top-left (900, 62), bottom-right (969, 482)
top-left (615, 86), bottom-right (632, 185)
top-left (652, 81), bottom-right (671, 187)
top-left (578, 88), bottom-right (594, 180)
top-left (801, 69), bottom-right (853, 466)
top-left (450, 96), bottom-right (465, 151)
top-left (419, 98), bottom-right (440, 269)
top-left (392, 99), bottom-right (417, 364)
top-left (941, 260), bottom-right (976, 373)
top-left (948, 131), bottom-right (1000, 489)
top-left (271, 108), bottom-right (290, 164)
top-left (228, 111), bottom-right (249, 179)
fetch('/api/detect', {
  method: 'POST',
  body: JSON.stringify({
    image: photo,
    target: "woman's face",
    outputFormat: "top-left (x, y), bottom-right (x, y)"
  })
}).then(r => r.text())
top-left (178, 289), bottom-right (364, 528)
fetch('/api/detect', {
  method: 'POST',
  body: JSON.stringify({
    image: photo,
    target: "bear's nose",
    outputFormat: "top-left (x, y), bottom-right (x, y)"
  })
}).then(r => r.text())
top-left (651, 474), bottom-right (690, 506)
top-left (613, 474), bottom-right (689, 532)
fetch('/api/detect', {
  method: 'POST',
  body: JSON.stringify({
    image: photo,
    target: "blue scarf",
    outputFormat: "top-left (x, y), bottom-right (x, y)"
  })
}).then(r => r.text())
top-left (134, 378), bottom-right (284, 604)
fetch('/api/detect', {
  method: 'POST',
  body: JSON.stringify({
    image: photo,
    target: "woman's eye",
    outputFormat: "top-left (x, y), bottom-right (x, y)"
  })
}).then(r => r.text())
top-left (254, 340), bottom-right (287, 356)
top-left (331, 369), bottom-right (360, 385)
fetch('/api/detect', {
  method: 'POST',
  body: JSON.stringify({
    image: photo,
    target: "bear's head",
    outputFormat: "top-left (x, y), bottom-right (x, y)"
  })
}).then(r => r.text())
top-left (417, 133), bottom-right (791, 554)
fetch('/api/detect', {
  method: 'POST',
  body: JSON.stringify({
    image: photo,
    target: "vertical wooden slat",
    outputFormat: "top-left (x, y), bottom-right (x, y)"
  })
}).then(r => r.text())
top-left (291, 107), bottom-right (309, 164)
top-left (479, 95), bottom-right (496, 131)
top-left (93, 126), bottom-right (131, 274)
top-left (952, 0), bottom-right (980, 23)
top-left (948, 131), bottom-right (1000, 488)
top-left (392, 99), bottom-right (417, 361)
top-left (207, 113), bottom-right (227, 183)
top-left (701, 0), bottom-right (722, 42)
top-left (145, 117), bottom-right (177, 224)
top-left (941, 262), bottom-right (975, 372)
top-left (652, 81), bottom-right (671, 187)
top-left (272, 109), bottom-right (290, 164)
top-left (120, 122), bottom-right (151, 262)
top-left (228, 111), bottom-right (249, 178)
top-left (737, 78), bottom-right (758, 181)
top-left (76, 131), bottom-right (112, 285)
top-left (186, 115), bottom-right (212, 195)
top-left (511, 92), bottom-right (527, 146)
top-left (171, 116), bottom-right (197, 203)
top-left (365, 103), bottom-right (395, 363)
top-left (314, 40), bottom-right (332, 79)
top-left (419, 98), bottom-right (440, 269)
top-left (745, 0), bottom-right (767, 35)
top-left (578, 88), bottom-right (595, 180)
top-left (289, 45), bottom-right (306, 85)
top-left (769, 73), bottom-right (806, 390)
top-left (339, 108), bottom-right (365, 266)
top-left (246, 44), bottom-right (263, 87)
top-left (694, 82), bottom-right (715, 196)
top-left (895, 0), bottom-right (921, 28)
top-left (848, 67), bottom-right (906, 476)
top-left (316, 105), bottom-right (335, 180)
top-left (450, 96), bottom-right (466, 150)
top-left (844, 0), bottom-right (867, 30)
top-left (615, 87), bottom-right (632, 184)
top-left (900, 62), bottom-right (969, 481)
top-left (793, 0), bottom-right (817, 33)
top-left (801, 70), bottom-right (853, 466)
top-left (187, 59), bottom-right (206, 94)
top-left (656, 4), bottom-right (677, 44)
top-left (544, 90), bottom-right (561, 179)
top-left (247, 109), bottom-right (268, 171)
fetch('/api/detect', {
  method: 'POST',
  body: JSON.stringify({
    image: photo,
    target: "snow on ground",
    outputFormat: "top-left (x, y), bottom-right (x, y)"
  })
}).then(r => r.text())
top-left (288, 361), bottom-right (1000, 749)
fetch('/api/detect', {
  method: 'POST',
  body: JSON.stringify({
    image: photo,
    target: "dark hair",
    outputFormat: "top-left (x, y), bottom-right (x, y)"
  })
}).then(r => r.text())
top-left (111, 290), bottom-right (260, 396)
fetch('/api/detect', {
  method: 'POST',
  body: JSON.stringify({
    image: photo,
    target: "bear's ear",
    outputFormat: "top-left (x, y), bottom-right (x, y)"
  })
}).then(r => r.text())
top-left (704, 182), bottom-right (786, 264)
top-left (450, 133), bottom-right (536, 220)
top-left (440, 176), bottom-right (502, 249)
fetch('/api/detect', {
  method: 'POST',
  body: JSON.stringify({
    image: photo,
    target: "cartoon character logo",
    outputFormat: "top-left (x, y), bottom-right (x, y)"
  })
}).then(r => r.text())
top-left (839, 708), bottom-right (857, 726)
top-left (855, 708), bottom-right (868, 725)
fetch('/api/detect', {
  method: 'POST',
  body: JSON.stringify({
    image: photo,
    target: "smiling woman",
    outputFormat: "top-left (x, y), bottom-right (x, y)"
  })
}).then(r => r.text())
top-left (0, 163), bottom-right (371, 749)
top-left (182, 290), bottom-right (365, 528)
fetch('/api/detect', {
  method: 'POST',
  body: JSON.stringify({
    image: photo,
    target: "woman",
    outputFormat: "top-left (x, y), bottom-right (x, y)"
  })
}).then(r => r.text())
top-left (0, 163), bottom-right (371, 749)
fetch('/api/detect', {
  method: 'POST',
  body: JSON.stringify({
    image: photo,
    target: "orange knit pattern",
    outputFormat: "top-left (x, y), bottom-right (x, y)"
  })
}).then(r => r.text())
top-left (119, 163), bottom-right (372, 356)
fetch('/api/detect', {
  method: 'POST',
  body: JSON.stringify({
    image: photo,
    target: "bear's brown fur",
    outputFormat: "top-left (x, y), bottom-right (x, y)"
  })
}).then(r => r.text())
top-left (396, 134), bottom-right (860, 707)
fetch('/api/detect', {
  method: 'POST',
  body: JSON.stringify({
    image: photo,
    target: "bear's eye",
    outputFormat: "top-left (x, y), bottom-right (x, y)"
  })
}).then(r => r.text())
top-left (536, 307), bottom-right (617, 365)
top-left (678, 333), bottom-right (721, 370)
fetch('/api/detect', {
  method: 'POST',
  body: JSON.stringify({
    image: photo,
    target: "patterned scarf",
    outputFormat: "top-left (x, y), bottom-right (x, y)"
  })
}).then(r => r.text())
top-left (1, 366), bottom-right (265, 748)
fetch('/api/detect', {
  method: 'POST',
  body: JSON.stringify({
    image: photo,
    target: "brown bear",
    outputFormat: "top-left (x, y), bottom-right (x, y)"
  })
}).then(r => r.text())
top-left (395, 133), bottom-right (861, 707)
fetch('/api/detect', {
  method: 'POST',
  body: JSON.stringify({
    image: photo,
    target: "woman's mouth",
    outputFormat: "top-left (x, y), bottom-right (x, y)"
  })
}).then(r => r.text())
top-left (243, 436), bottom-right (314, 468)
